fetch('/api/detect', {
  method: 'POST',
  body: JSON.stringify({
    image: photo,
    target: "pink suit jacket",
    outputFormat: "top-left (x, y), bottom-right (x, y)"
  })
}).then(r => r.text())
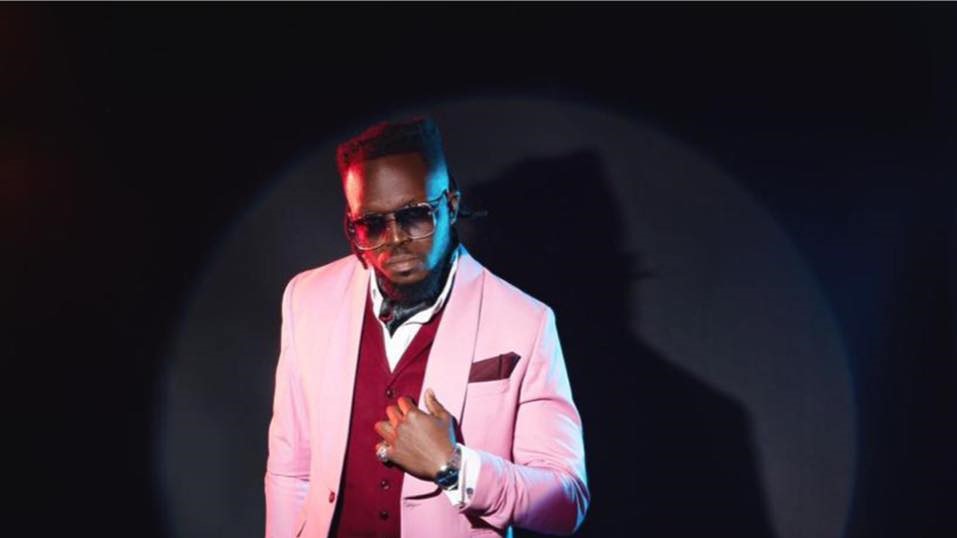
top-left (265, 245), bottom-right (589, 537)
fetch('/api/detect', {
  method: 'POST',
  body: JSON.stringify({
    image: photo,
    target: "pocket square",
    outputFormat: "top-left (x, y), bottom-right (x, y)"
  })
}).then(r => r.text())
top-left (469, 352), bottom-right (521, 383)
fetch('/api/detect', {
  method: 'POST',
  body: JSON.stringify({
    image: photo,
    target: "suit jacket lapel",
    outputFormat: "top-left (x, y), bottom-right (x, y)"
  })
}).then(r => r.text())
top-left (316, 258), bottom-right (369, 492)
top-left (403, 245), bottom-right (485, 498)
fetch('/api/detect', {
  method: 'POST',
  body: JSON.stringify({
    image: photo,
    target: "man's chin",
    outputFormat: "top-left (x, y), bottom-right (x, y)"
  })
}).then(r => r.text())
top-left (381, 267), bottom-right (428, 286)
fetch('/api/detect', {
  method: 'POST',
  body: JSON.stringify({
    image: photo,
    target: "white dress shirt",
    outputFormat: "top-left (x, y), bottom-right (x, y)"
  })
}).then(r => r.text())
top-left (367, 248), bottom-right (480, 507)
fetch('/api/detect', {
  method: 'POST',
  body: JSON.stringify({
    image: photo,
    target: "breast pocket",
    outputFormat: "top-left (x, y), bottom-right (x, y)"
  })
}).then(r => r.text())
top-left (461, 373), bottom-right (520, 453)
top-left (466, 378), bottom-right (512, 397)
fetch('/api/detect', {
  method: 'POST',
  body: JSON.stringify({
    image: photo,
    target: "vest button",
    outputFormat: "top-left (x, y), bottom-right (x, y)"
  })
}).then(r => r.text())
top-left (379, 511), bottom-right (389, 520)
top-left (328, 491), bottom-right (336, 503)
top-left (385, 388), bottom-right (395, 398)
top-left (380, 479), bottom-right (390, 490)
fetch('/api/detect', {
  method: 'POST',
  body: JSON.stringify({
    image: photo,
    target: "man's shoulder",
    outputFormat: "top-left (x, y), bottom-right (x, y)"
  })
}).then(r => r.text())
top-left (469, 255), bottom-right (553, 321)
top-left (285, 254), bottom-right (361, 297)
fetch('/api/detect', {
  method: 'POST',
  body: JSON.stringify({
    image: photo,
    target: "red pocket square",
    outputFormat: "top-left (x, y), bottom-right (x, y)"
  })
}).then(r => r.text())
top-left (469, 352), bottom-right (521, 383)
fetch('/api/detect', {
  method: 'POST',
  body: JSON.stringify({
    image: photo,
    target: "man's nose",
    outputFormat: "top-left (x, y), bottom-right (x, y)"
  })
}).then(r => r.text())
top-left (383, 216), bottom-right (410, 245)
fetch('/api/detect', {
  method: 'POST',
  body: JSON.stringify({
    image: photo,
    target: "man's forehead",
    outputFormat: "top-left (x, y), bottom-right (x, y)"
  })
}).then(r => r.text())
top-left (344, 153), bottom-right (446, 208)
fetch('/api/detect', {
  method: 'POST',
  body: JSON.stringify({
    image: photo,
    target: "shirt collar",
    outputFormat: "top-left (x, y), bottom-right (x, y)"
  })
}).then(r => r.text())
top-left (369, 247), bottom-right (460, 328)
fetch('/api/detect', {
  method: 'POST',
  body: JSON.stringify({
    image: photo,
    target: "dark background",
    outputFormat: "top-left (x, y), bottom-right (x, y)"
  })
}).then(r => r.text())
top-left (4, 3), bottom-right (954, 537)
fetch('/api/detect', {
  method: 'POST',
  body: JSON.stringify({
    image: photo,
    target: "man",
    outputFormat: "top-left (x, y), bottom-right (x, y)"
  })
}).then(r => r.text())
top-left (265, 117), bottom-right (588, 537)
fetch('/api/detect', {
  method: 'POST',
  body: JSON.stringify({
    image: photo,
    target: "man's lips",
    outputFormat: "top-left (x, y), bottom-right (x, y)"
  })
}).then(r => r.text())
top-left (384, 255), bottom-right (420, 268)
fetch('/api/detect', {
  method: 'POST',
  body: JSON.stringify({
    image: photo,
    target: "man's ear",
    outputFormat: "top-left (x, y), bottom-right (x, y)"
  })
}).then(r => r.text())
top-left (448, 190), bottom-right (460, 225)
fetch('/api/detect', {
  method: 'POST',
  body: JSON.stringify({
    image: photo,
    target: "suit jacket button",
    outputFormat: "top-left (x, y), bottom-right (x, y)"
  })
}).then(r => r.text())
top-left (328, 491), bottom-right (336, 503)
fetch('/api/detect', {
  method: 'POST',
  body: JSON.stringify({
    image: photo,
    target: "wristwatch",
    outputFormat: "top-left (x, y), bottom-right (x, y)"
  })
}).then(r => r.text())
top-left (433, 444), bottom-right (462, 490)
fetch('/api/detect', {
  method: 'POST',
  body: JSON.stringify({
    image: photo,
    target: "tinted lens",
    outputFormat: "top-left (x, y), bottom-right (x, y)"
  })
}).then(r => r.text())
top-left (395, 206), bottom-right (435, 238)
top-left (352, 215), bottom-right (388, 247)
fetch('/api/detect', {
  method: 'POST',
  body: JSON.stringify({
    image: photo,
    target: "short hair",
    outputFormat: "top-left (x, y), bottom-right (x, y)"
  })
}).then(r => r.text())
top-left (336, 116), bottom-right (448, 180)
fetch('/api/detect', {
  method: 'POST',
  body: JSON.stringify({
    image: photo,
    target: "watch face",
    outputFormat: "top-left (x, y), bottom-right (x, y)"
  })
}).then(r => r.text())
top-left (435, 468), bottom-right (459, 489)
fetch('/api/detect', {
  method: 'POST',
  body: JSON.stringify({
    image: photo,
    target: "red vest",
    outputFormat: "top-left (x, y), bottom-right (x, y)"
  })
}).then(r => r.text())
top-left (331, 291), bottom-right (446, 538)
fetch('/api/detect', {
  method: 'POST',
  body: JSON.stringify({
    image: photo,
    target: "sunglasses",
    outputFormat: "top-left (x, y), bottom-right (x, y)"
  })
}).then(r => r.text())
top-left (345, 190), bottom-right (449, 251)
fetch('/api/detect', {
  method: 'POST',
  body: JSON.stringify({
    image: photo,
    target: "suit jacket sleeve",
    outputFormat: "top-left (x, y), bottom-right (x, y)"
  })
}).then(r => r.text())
top-left (265, 274), bottom-right (311, 537)
top-left (461, 306), bottom-right (590, 535)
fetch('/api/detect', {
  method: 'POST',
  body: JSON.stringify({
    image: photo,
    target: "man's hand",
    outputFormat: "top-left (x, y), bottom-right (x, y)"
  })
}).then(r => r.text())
top-left (374, 389), bottom-right (457, 481)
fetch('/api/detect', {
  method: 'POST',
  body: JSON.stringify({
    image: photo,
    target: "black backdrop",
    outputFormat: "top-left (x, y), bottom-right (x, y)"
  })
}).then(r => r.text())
top-left (5, 4), bottom-right (955, 537)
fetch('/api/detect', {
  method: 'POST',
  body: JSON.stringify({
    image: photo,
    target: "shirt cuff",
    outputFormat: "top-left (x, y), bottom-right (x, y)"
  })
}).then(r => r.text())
top-left (442, 443), bottom-right (481, 507)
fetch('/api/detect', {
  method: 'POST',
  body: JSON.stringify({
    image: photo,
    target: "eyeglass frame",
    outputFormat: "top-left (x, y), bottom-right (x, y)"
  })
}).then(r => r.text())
top-left (343, 189), bottom-right (455, 251)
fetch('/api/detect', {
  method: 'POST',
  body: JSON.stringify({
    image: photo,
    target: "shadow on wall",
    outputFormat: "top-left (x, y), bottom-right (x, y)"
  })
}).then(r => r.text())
top-left (459, 150), bottom-right (777, 538)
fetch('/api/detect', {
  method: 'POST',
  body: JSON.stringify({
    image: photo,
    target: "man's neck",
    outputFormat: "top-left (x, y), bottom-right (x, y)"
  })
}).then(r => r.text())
top-left (374, 243), bottom-right (457, 335)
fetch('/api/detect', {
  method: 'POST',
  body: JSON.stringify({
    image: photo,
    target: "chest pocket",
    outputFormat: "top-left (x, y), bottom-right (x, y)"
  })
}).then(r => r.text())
top-left (465, 378), bottom-right (512, 397)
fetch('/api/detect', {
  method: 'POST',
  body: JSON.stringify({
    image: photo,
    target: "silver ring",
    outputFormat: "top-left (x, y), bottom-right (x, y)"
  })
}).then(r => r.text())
top-left (376, 443), bottom-right (390, 463)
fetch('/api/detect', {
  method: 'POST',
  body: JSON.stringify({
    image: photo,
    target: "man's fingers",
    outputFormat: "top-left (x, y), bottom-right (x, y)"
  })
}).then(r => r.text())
top-left (386, 405), bottom-right (402, 428)
top-left (397, 396), bottom-right (416, 415)
top-left (425, 388), bottom-right (448, 418)
top-left (374, 420), bottom-right (396, 442)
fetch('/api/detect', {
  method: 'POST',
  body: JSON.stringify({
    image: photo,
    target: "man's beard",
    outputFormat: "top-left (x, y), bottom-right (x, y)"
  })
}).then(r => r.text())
top-left (374, 240), bottom-right (455, 334)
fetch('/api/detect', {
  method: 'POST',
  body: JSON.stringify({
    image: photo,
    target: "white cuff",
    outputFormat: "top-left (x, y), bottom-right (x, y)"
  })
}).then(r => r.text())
top-left (441, 443), bottom-right (481, 507)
